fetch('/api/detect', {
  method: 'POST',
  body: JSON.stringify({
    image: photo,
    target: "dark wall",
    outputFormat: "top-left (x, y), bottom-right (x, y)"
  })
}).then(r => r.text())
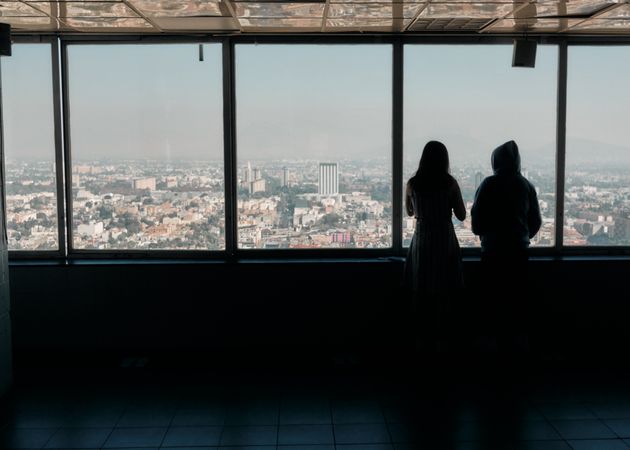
top-left (8, 258), bottom-right (630, 364)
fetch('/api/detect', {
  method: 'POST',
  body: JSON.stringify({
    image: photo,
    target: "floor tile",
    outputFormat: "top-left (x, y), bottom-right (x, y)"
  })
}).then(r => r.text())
top-left (539, 404), bottom-right (596, 420)
top-left (216, 447), bottom-right (275, 450)
top-left (159, 447), bottom-right (216, 450)
top-left (0, 428), bottom-right (57, 449)
top-left (332, 400), bottom-right (385, 424)
top-left (103, 427), bottom-right (167, 448)
top-left (551, 419), bottom-right (616, 440)
top-left (224, 404), bottom-right (279, 426)
top-left (387, 422), bottom-right (428, 443)
top-left (518, 420), bottom-right (563, 441)
top-left (161, 426), bottom-right (222, 447)
top-left (59, 409), bottom-right (124, 428)
top-left (589, 403), bottom-right (630, 419)
top-left (219, 425), bottom-right (277, 446)
top-left (171, 408), bottom-right (226, 427)
top-left (568, 439), bottom-right (630, 450)
top-left (44, 427), bottom-right (112, 448)
top-left (279, 403), bottom-right (331, 425)
top-left (605, 419), bottom-right (630, 438)
top-left (336, 445), bottom-right (394, 450)
top-left (333, 423), bottom-right (391, 444)
top-left (513, 441), bottom-right (572, 450)
top-left (277, 446), bottom-right (335, 450)
top-left (278, 424), bottom-right (334, 445)
top-left (116, 407), bottom-right (176, 427)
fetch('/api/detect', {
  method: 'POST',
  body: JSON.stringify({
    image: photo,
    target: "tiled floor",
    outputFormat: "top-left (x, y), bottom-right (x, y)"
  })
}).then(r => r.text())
top-left (3, 366), bottom-right (630, 449)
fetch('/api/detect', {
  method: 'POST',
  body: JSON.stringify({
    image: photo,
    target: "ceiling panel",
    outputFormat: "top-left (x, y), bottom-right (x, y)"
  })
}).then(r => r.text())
top-left (62, 16), bottom-right (153, 28)
top-left (0, 0), bottom-right (629, 35)
top-left (328, 3), bottom-right (423, 19)
top-left (526, 1), bottom-right (620, 18)
top-left (326, 17), bottom-right (408, 26)
top-left (418, 3), bottom-right (517, 19)
top-left (153, 16), bottom-right (239, 29)
top-left (234, 3), bottom-right (325, 18)
top-left (597, 3), bottom-right (630, 17)
top-left (238, 17), bottom-right (322, 27)
top-left (0, 15), bottom-right (56, 25)
top-left (127, 0), bottom-right (224, 17)
top-left (484, 17), bottom-right (582, 32)
top-left (410, 17), bottom-right (491, 30)
top-left (25, 2), bottom-right (139, 18)
top-left (0, 2), bottom-right (47, 16)
top-left (571, 17), bottom-right (630, 31)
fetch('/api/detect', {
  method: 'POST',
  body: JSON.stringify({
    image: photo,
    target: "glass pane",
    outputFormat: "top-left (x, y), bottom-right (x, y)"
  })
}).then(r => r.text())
top-left (236, 45), bottom-right (392, 249)
top-left (1, 44), bottom-right (59, 251)
top-left (404, 45), bottom-right (557, 248)
top-left (565, 47), bottom-right (630, 246)
top-left (67, 44), bottom-right (224, 250)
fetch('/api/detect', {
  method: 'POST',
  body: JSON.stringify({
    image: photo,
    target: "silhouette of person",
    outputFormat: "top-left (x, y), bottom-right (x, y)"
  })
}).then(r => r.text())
top-left (471, 140), bottom-right (542, 352)
top-left (405, 141), bottom-right (466, 351)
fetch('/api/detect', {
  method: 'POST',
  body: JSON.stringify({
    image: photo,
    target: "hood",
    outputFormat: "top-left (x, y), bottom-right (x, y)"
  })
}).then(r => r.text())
top-left (491, 140), bottom-right (521, 175)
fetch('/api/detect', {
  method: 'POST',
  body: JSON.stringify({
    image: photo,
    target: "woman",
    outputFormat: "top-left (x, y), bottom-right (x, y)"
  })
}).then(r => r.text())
top-left (405, 141), bottom-right (466, 349)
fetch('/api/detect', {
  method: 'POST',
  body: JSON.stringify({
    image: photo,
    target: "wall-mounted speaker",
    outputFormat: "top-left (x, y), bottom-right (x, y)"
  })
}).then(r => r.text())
top-left (0, 23), bottom-right (11, 57)
top-left (512, 39), bottom-right (536, 68)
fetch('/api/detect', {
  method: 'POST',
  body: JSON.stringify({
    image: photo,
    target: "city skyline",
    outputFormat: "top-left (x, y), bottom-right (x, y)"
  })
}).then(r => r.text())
top-left (6, 155), bottom-right (630, 250)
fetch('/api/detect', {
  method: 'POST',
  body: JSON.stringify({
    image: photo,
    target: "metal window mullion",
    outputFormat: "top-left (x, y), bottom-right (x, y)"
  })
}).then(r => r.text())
top-left (51, 38), bottom-right (67, 258)
top-left (554, 41), bottom-right (567, 255)
top-left (392, 39), bottom-right (404, 254)
top-left (60, 40), bottom-right (74, 257)
top-left (222, 38), bottom-right (237, 260)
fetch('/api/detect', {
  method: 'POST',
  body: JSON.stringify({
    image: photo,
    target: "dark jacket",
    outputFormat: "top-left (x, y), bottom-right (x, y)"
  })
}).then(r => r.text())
top-left (471, 141), bottom-right (542, 253)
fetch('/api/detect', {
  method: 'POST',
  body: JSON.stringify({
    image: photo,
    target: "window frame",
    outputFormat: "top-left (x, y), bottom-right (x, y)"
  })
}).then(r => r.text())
top-left (233, 40), bottom-right (398, 255)
top-left (4, 36), bottom-right (65, 259)
top-left (3, 34), bottom-right (630, 260)
top-left (61, 38), bottom-right (230, 259)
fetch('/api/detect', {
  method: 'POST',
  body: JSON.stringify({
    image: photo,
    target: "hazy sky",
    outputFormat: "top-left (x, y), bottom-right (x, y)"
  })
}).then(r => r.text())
top-left (404, 44), bottom-right (557, 173)
top-left (1, 42), bottom-right (628, 167)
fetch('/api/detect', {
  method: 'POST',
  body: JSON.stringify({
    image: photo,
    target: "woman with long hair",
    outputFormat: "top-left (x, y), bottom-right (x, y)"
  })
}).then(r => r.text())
top-left (405, 140), bottom-right (466, 350)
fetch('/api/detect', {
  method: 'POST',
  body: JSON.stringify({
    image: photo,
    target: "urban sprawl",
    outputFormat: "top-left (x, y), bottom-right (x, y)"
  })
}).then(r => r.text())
top-left (5, 158), bottom-right (629, 251)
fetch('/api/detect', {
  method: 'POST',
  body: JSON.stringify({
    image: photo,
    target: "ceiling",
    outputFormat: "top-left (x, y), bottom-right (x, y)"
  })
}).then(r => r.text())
top-left (0, 0), bottom-right (629, 35)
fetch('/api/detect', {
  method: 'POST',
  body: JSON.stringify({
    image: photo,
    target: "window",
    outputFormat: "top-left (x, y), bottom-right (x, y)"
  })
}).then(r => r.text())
top-left (66, 44), bottom-right (224, 250)
top-left (2, 43), bottom-right (59, 251)
top-left (403, 44), bottom-right (558, 248)
top-left (235, 44), bottom-right (392, 249)
top-left (565, 46), bottom-right (630, 246)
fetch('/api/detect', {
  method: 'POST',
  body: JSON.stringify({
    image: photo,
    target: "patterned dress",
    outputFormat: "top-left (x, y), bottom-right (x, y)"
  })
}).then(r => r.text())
top-left (405, 180), bottom-right (465, 295)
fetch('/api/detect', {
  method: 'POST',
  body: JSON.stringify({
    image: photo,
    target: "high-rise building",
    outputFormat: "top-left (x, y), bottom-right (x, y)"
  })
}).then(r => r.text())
top-left (244, 162), bottom-right (265, 194)
top-left (282, 167), bottom-right (290, 187)
top-left (318, 163), bottom-right (339, 196)
top-left (133, 177), bottom-right (156, 191)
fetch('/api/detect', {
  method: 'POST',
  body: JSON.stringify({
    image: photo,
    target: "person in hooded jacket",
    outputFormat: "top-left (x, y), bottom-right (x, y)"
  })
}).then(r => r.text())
top-left (471, 140), bottom-right (542, 351)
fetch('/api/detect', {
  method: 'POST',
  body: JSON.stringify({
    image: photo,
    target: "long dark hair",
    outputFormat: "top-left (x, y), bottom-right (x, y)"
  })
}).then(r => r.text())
top-left (408, 140), bottom-right (452, 191)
